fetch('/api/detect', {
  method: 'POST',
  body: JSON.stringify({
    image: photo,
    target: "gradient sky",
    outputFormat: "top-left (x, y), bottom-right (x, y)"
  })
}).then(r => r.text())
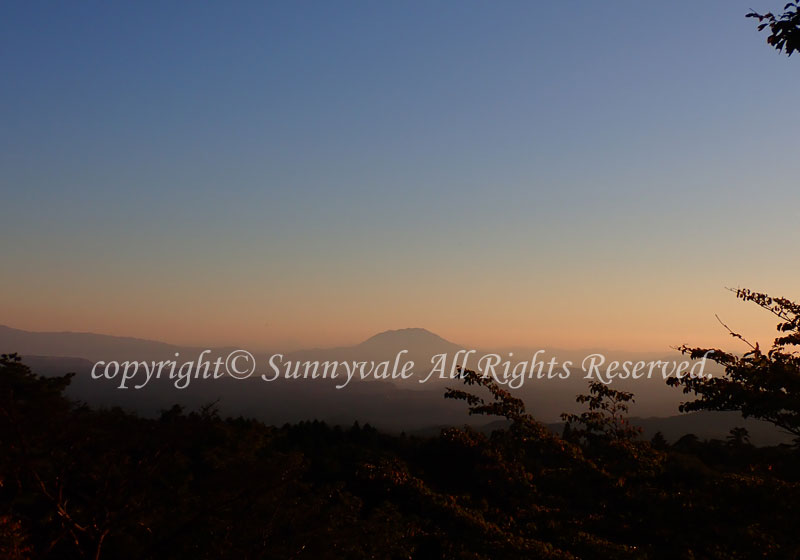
top-left (2, 1), bottom-right (798, 351)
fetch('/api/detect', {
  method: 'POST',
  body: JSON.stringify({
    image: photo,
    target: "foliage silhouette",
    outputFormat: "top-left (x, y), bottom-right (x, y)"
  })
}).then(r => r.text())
top-left (668, 288), bottom-right (800, 438)
top-left (3, 349), bottom-right (800, 558)
top-left (748, 3), bottom-right (800, 56)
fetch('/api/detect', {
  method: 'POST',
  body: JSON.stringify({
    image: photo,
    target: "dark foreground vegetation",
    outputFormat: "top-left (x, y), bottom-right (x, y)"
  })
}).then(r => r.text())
top-left (3, 289), bottom-right (800, 559)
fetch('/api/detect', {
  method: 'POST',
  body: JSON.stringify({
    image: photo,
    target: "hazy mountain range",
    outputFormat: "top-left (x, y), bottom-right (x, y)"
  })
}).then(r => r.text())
top-left (1, 324), bottom-right (789, 445)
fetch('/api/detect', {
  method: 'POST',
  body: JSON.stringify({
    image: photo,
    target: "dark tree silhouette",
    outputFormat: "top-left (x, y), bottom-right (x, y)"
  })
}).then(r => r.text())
top-left (668, 288), bottom-right (800, 437)
top-left (727, 427), bottom-right (752, 447)
top-left (650, 431), bottom-right (668, 450)
top-left (4, 351), bottom-right (800, 556)
top-left (748, 3), bottom-right (800, 56)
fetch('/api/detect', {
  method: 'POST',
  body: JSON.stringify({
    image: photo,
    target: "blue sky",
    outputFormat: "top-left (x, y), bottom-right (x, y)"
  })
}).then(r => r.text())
top-left (1, 1), bottom-right (798, 349)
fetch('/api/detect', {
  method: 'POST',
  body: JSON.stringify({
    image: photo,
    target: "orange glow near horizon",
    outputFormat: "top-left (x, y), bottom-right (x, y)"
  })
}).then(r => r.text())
top-left (1, 275), bottom-right (793, 356)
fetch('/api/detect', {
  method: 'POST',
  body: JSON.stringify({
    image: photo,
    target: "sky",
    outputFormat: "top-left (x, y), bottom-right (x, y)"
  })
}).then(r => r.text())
top-left (1, 1), bottom-right (799, 352)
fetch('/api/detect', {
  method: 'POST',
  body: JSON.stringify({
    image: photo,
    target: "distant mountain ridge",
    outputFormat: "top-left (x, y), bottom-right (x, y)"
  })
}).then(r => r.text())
top-left (15, 354), bottom-right (793, 447)
top-left (0, 324), bottom-right (716, 421)
top-left (0, 324), bottom-right (462, 363)
top-left (0, 324), bottom-right (235, 362)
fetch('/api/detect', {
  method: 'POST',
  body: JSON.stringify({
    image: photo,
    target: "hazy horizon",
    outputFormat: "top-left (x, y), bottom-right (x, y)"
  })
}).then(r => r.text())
top-left (0, 319), bottom-right (776, 358)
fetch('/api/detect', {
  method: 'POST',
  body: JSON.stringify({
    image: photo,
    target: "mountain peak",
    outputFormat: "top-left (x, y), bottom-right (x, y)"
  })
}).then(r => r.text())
top-left (358, 328), bottom-right (460, 350)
